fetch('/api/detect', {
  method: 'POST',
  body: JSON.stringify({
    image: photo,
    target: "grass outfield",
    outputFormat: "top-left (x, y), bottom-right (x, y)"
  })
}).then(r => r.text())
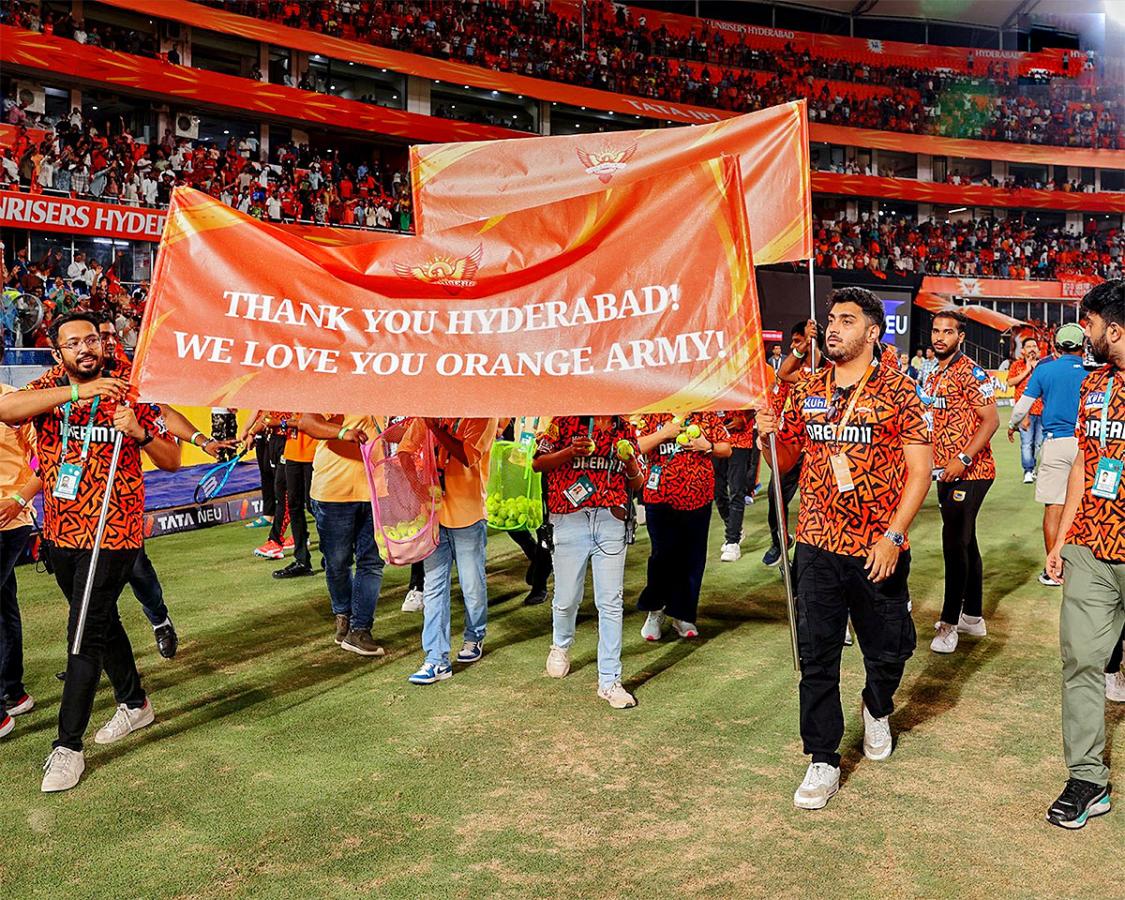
top-left (1, 420), bottom-right (1123, 899)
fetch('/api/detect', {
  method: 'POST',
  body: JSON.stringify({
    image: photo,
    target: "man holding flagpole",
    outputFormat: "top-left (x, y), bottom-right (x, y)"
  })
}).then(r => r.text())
top-left (0, 312), bottom-right (181, 793)
top-left (757, 287), bottom-right (932, 810)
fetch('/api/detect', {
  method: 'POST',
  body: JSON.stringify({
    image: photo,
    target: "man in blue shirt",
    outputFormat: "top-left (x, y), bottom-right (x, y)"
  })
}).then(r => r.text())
top-left (1008, 323), bottom-right (1088, 586)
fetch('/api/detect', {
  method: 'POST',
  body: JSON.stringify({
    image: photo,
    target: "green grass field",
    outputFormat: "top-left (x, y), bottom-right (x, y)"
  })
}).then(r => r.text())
top-left (1, 419), bottom-right (1123, 899)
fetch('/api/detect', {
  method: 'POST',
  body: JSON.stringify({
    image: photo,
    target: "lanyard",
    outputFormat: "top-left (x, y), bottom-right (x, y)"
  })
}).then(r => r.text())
top-left (825, 362), bottom-right (876, 438)
top-left (924, 351), bottom-right (963, 403)
top-left (1100, 375), bottom-right (1114, 453)
top-left (60, 396), bottom-right (100, 462)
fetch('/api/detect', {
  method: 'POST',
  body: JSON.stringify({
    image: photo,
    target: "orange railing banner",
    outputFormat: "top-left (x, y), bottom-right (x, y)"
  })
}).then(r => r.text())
top-left (412, 102), bottom-right (812, 265)
top-left (133, 159), bottom-right (770, 416)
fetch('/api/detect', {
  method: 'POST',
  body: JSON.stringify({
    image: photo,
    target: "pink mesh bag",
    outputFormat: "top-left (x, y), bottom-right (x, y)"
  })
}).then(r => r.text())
top-left (361, 430), bottom-right (441, 566)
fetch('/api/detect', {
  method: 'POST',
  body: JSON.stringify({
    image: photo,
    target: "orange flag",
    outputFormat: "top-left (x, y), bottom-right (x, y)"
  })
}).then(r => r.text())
top-left (411, 101), bottom-right (812, 266)
top-left (133, 158), bottom-right (770, 417)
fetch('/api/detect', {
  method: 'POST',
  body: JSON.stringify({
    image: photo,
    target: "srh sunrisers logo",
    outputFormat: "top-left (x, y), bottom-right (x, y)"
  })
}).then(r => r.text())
top-left (393, 244), bottom-right (482, 294)
top-left (576, 144), bottom-right (637, 183)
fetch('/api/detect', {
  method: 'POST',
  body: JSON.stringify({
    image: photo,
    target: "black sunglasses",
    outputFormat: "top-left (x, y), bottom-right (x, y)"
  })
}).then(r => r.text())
top-left (825, 384), bottom-right (856, 424)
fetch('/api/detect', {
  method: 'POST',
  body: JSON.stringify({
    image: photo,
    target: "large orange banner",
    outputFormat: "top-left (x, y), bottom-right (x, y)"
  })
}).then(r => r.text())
top-left (411, 103), bottom-right (812, 266)
top-left (133, 160), bottom-right (769, 417)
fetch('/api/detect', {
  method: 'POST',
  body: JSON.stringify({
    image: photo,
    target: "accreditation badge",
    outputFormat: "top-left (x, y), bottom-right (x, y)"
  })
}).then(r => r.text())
top-left (646, 465), bottom-right (663, 491)
top-left (829, 452), bottom-right (855, 493)
top-left (563, 474), bottom-right (596, 507)
top-left (53, 462), bottom-right (84, 501)
top-left (1092, 457), bottom-right (1123, 500)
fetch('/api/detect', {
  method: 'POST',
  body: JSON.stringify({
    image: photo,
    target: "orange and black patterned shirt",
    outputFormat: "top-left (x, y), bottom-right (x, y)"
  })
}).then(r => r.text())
top-left (536, 416), bottom-right (642, 514)
top-left (1008, 358), bottom-right (1044, 417)
top-left (634, 413), bottom-right (730, 511)
top-left (922, 352), bottom-right (997, 480)
top-left (778, 357), bottom-right (930, 557)
top-left (1066, 366), bottom-right (1125, 563)
top-left (719, 410), bottom-right (756, 450)
top-left (26, 371), bottom-right (168, 550)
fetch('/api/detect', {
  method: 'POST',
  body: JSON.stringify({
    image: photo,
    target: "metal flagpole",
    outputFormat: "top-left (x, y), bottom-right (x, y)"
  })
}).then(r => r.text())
top-left (70, 427), bottom-right (124, 655)
top-left (768, 434), bottom-right (800, 672)
top-left (807, 257), bottom-right (817, 373)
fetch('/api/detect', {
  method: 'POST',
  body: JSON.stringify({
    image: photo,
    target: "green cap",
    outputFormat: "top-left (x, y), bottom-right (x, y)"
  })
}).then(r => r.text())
top-left (1055, 323), bottom-right (1084, 350)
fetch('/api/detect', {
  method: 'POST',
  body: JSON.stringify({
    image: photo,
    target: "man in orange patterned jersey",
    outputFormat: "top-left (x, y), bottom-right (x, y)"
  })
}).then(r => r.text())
top-left (924, 311), bottom-right (1000, 655)
top-left (1008, 336), bottom-right (1045, 483)
top-left (0, 312), bottom-right (181, 793)
top-left (1044, 280), bottom-right (1125, 829)
top-left (758, 287), bottom-right (932, 811)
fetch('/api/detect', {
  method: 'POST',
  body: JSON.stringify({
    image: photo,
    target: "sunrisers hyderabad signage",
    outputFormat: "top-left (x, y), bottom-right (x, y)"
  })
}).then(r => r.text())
top-left (0, 192), bottom-right (166, 240)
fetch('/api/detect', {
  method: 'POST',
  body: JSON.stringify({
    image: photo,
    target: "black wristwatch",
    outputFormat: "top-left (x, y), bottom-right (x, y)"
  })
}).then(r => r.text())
top-left (136, 428), bottom-right (154, 448)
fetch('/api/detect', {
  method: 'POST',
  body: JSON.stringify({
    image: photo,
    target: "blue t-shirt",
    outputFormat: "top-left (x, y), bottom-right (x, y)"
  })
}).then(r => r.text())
top-left (1024, 354), bottom-right (1088, 437)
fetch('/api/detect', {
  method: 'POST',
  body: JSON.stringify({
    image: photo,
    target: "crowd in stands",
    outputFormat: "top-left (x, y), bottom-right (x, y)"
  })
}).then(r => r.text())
top-left (2, 241), bottom-right (146, 349)
top-left (2, 0), bottom-right (1119, 148)
top-left (813, 214), bottom-right (1124, 281)
top-left (0, 103), bottom-right (415, 232)
top-left (815, 158), bottom-right (1101, 193)
top-left (182, 0), bottom-right (1120, 149)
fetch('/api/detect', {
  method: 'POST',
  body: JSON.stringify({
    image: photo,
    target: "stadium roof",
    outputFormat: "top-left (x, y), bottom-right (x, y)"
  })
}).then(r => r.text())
top-left (798, 0), bottom-right (1109, 28)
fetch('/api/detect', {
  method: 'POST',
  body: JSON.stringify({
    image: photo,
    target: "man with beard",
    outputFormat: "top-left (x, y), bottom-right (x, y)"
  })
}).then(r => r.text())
top-left (0, 312), bottom-right (181, 791)
top-left (1044, 279), bottom-right (1125, 829)
top-left (758, 287), bottom-right (932, 810)
top-left (925, 311), bottom-right (1000, 655)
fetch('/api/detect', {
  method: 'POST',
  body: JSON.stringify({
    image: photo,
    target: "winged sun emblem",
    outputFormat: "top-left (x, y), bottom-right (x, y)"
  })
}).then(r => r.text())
top-left (576, 144), bottom-right (638, 183)
top-left (394, 244), bottom-right (483, 294)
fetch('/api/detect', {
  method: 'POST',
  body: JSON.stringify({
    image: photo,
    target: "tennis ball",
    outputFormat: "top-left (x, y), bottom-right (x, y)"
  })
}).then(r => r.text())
top-left (676, 433), bottom-right (690, 446)
top-left (616, 439), bottom-right (634, 460)
top-left (685, 424), bottom-right (701, 439)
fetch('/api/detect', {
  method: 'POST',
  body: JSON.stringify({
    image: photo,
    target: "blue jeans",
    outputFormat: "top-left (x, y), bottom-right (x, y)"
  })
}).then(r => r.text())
top-left (130, 544), bottom-right (169, 627)
top-left (0, 525), bottom-right (33, 714)
top-left (550, 509), bottom-right (627, 689)
top-left (1019, 413), bottom-right (1044, 474)
top-left (313, 501), bottom-right (384, 632)
top-left (421, 520), bottom-right (488, 665)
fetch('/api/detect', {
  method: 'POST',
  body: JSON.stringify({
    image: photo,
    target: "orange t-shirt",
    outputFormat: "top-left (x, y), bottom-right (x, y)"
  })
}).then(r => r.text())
top-left (778, 359), bottom-right (930, 557)
top-left (401, 418), bottom-right (496, 528)
top-left (1008, 358), bottom-right (1044, 416)
top-left (25, 371), bottom-right (170, 550)
top-left (1066, 367), bottom-right (1125, 563)
top-left (284, 426), bottom-right (317, 463)
top-left (923, 353), bottom-right (998, 480)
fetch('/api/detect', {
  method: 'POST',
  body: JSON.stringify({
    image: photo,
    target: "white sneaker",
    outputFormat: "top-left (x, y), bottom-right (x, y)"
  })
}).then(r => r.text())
top-left (931, 623), bottom-right (959, 654)
top-left (1023, 471), bottom-right (1034, 484)
top-left (401, 588), bottom-right (424, 612)
top-left (861, 698), bottom-right (893, 761)
top-left (1106, 671), bottom-right (1125, 703)
top-left (1038, 570), bottom-right (1063, 587)
top-left (0, 714), bottom-right (12, 739)
top-left (671, 618), bottom-right (699, 639)
top-left (720, 543), bottom-right (742, 562)
top-left (94, 699), bottom-right (155, 745)
top-left (597, 682), bottom-right (637, 709)
top-left (6, 693), bottom-right (34, 715)
top-left (546, 645), bottom-right (571, 678)
top-left (641, 610), bottom-right (665, 641)
top-left (41, 747), bottom-right (85, 792)
top-left (794, 762), bottom-right (840, 810)
top-left (956, 613), bottom-right (987, 637)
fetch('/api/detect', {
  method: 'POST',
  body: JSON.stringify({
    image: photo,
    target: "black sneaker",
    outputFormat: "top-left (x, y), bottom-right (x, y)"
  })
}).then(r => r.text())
top-left (523, 588), bottom-right (548, 606)
top-left (273, 561), bottom-right (315, 579)
top-left (762, 545), bottom-right (783, 567)
top-left (1046, 779), bottom-right (1111, 829)
top-left (154, 622), bottom-right (178, 659)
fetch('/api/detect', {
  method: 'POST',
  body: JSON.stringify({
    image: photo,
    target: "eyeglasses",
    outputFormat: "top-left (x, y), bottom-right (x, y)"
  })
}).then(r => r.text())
top-left (825, 384), bottom-right (856, 423)
top-left (59, 336), bottom-right (102, 352)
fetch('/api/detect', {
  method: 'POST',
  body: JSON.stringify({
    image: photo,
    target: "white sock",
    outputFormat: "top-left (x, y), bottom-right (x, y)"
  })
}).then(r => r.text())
top-left (153, 617), bottom-right (172, 631)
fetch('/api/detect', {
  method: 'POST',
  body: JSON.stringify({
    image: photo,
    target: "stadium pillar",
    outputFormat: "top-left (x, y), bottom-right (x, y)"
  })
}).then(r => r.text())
top-left (539, 101), bottom-right (551, 135)
top-left (407, 78), bottom-right (432, 116)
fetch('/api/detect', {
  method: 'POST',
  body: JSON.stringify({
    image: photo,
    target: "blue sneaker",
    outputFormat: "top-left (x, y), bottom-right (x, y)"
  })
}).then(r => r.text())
top-left (408, 662), bottom-right (453, 685)
top-left (762, 545), bottom-right (783, 567)
top-left (456, 641), bottom-right (484, 664)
